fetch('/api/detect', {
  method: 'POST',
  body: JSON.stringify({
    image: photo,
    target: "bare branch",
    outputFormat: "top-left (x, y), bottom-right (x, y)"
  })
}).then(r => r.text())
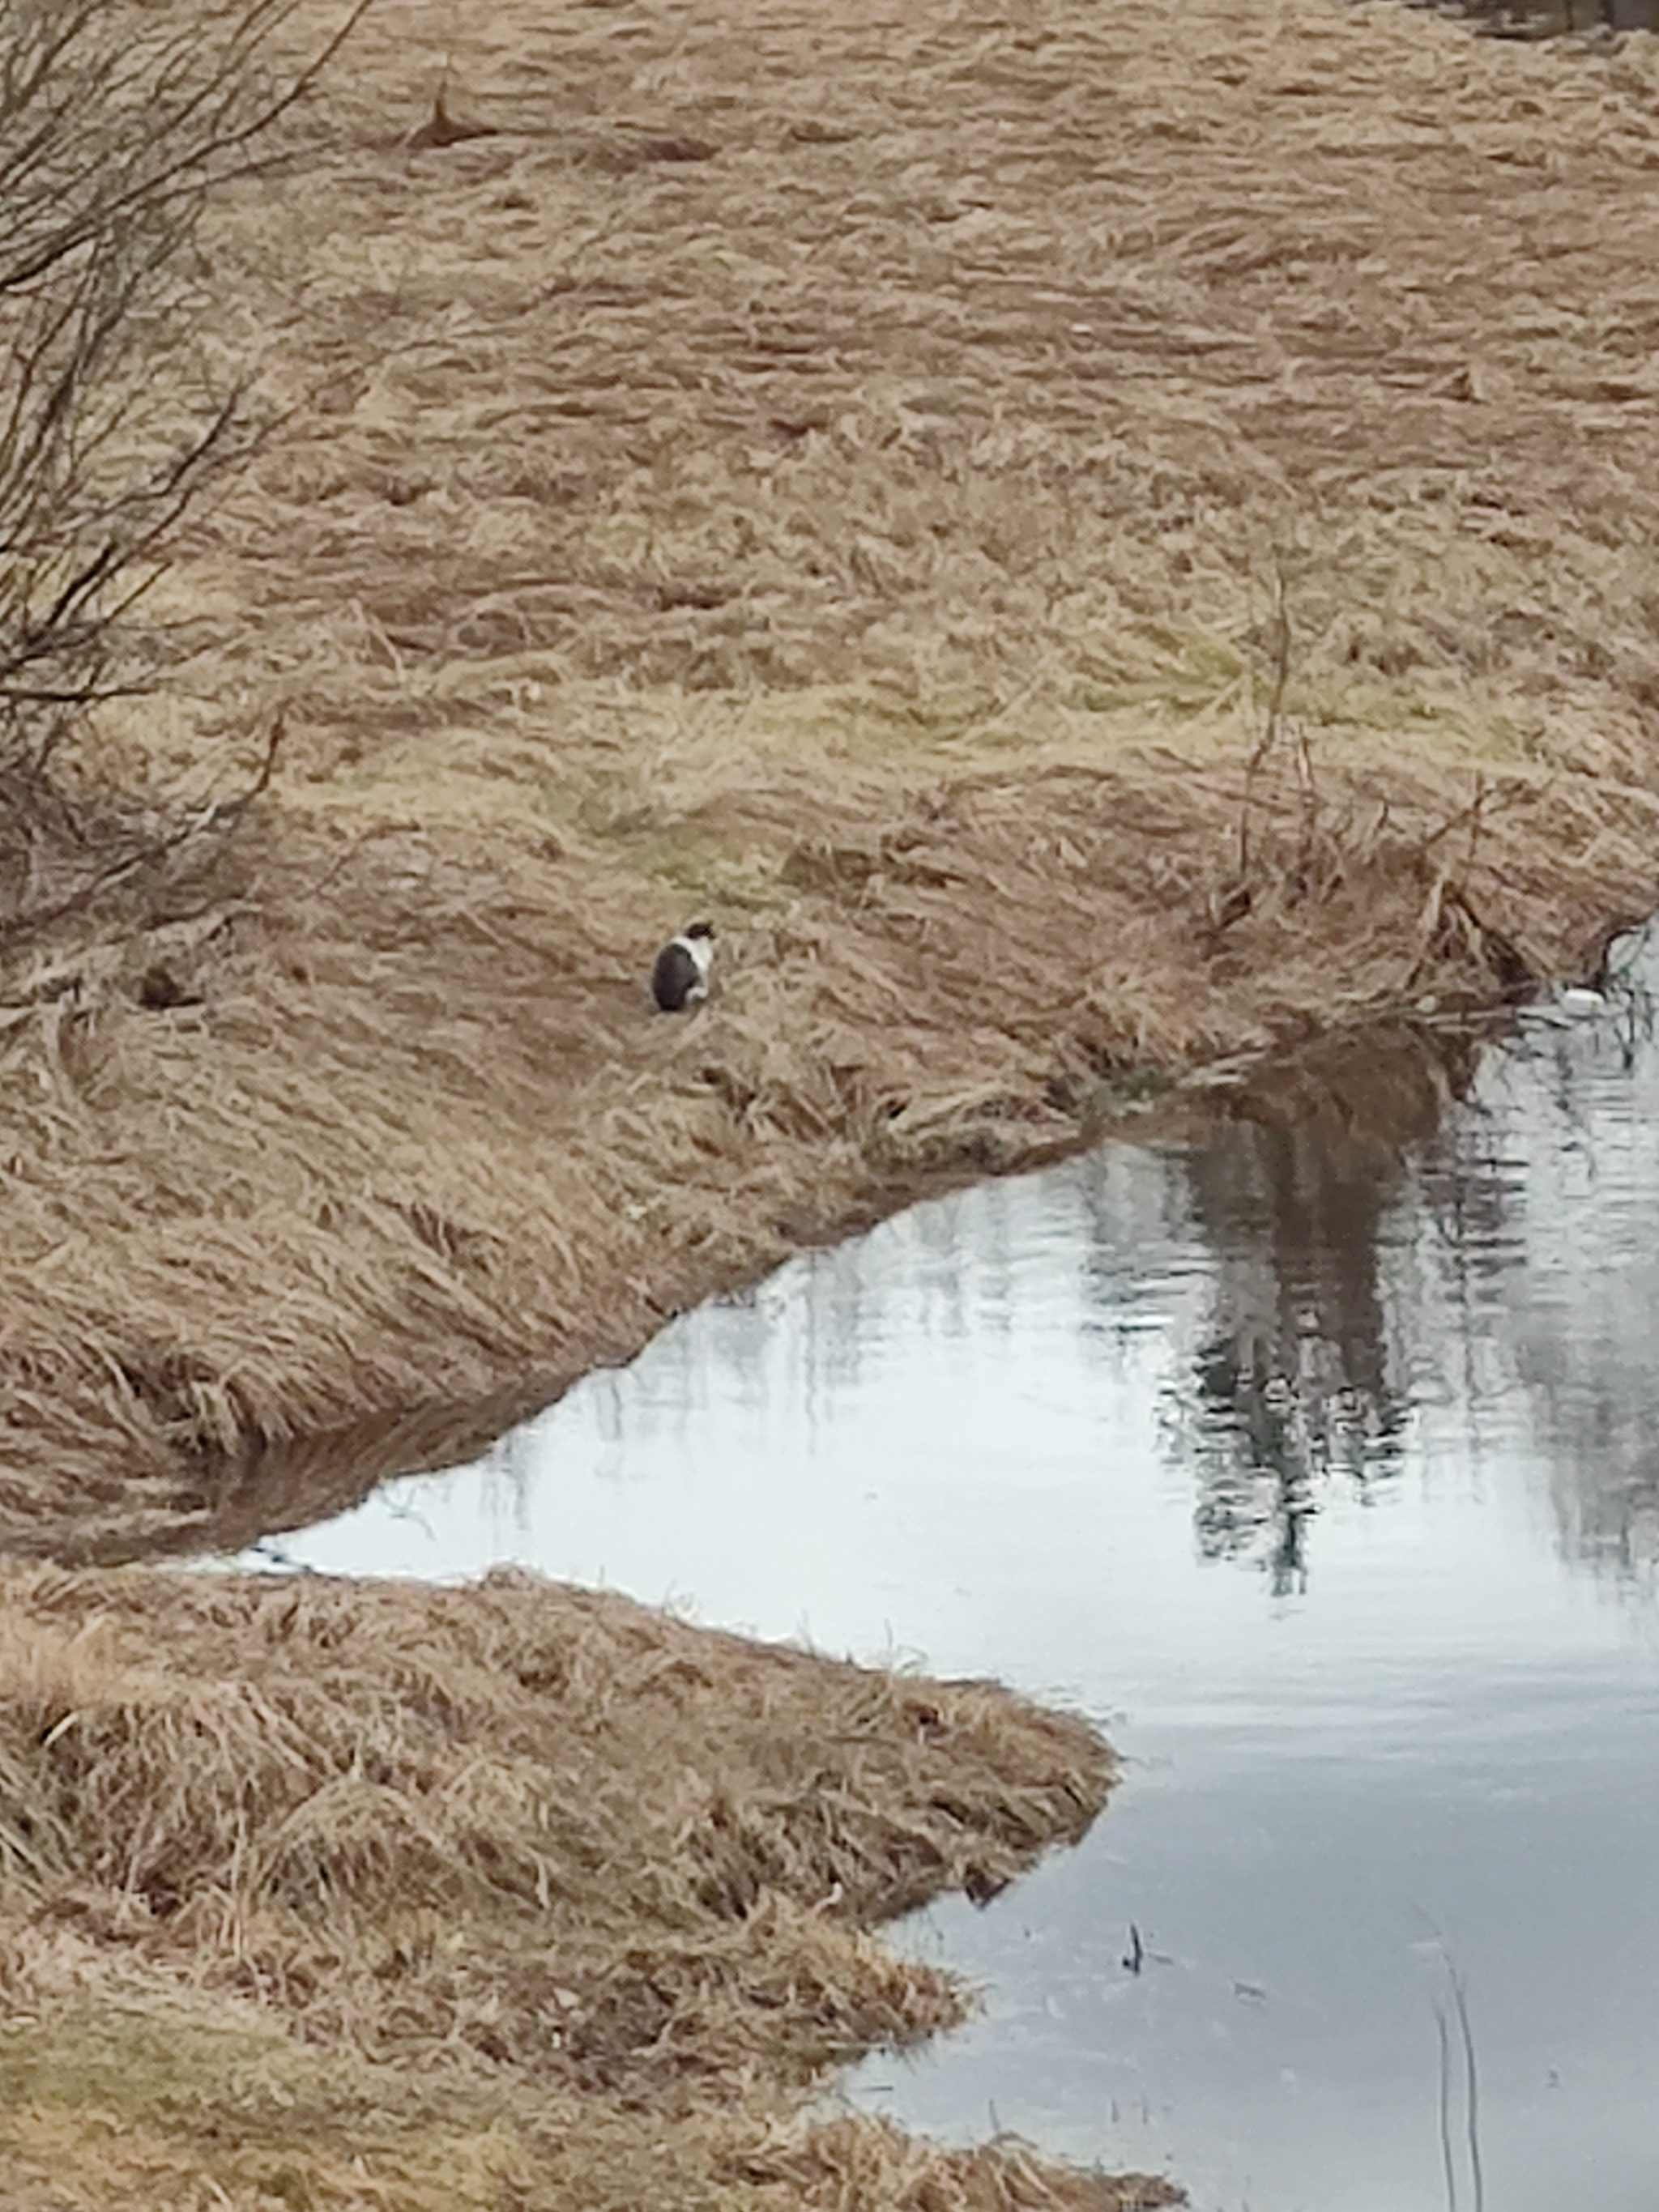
top-left (0, 714), bottom-right (284, 949)
top-left (0, 0), bottom-right (367, 954)
top-left (1238, 562), bottom-right (1292, 883)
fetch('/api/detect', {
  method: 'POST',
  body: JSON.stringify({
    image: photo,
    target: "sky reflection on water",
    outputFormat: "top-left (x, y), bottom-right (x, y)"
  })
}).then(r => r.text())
top-left (254, 954), bottom-right (1659, 2212)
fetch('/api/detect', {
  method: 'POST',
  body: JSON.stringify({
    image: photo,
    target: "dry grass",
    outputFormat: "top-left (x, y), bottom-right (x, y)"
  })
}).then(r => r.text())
top-left (0, 1564), bottom-right (1167, 2212)
top-left (7, 0), bottom-right (1659, 1552)
top-left (10, 1), bottom-right (1658, 2197)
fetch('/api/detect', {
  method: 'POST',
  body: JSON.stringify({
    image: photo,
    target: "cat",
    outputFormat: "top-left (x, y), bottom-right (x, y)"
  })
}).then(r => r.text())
top-left (650, 921), bottom-right (715, 1012)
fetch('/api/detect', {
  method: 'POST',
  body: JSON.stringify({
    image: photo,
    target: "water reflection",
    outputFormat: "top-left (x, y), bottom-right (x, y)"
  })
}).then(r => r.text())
top-left (1177, 1121), bottom-right (1406, 1592)
top-left (1435, 0), bottom-right (1659, 34)
top-left (238, 949), bottom-right (1659, 2212)
top-left (1160, 1026), bottom-right (1486, 1592)
top-left (1469, 974), bottom-right (1659, 1588)
top-left (233, 965), bottom-right (1659, 1606)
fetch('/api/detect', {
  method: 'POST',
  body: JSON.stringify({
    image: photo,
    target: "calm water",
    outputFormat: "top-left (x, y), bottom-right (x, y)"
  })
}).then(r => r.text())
top-left (247, 954), bottom-right (1659, 2212)
top-left (1424, 0), bottom-right (1659, 36)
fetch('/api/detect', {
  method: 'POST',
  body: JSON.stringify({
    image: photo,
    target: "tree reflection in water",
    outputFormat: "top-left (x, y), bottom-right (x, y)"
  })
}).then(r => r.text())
top-left (1465, 980), bottom-right (1659, 1589)
top-left (1167, 1026), bottom-right (1485, 1592)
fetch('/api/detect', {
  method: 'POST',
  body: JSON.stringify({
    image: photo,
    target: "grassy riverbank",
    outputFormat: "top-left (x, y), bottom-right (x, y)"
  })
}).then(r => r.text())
top-left (12, 0), bottom-right (1659, 1555)
top-left (6, 0), bottom-right (1659, 2198)
top-left (0, 1565), bottom-right (1167, 2212)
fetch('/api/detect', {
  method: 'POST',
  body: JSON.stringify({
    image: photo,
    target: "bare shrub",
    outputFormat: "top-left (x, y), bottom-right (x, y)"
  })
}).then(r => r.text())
top-left (0, 0), bottom-right (367, 942)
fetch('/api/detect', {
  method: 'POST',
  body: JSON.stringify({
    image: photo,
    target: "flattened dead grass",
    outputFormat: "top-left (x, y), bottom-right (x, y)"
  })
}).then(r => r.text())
top-left (0, 0), bottom-right (1657, 1545)
top-left (0, 1566), bottom-right (1163, 2212)
top-left (6, 0), bottom-right (1659, 1551)
top-left (9, 0), bottom-right (1657, 2199)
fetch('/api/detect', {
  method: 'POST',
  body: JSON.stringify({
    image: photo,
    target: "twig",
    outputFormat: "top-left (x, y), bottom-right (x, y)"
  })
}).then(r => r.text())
top-left (1448, 1966), bottom-right (1486, 2212)
top-left (1463, 771), bottom-right (1486, 883)
top-left (1294, 720), bottom-right (1320, 884)
top-left (1418, 1920), bottom-right (1487, 2212)
top-left (0, 714), bottom-right (283, 951)
top-left (292, 819), bottom-right (422, 903)
top-left (1412, 773), bottom-right (1505, 868)
top-left (1237, 565), bottom-right (1291, 882)
top-left (1435, 2005), bottom-right (1460, 2212)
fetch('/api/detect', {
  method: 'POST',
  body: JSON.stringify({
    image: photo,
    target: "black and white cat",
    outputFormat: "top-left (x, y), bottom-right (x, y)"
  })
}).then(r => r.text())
top-left (650, 921), bottom-right (715, 1012)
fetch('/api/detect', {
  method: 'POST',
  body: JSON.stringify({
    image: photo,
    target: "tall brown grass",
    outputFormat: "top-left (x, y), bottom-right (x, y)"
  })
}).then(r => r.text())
top-left (6, 0), bottom-right (1659, 1546)
top-left (0, 1564), bottom-right (1172, 2211)
top-left (8, 0), bottom-right (1659, 2200)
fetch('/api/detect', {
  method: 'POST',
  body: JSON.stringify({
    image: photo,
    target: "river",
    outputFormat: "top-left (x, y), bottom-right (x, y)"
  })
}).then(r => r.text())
top-left (238, 943), bottom-right (1659, 2212)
